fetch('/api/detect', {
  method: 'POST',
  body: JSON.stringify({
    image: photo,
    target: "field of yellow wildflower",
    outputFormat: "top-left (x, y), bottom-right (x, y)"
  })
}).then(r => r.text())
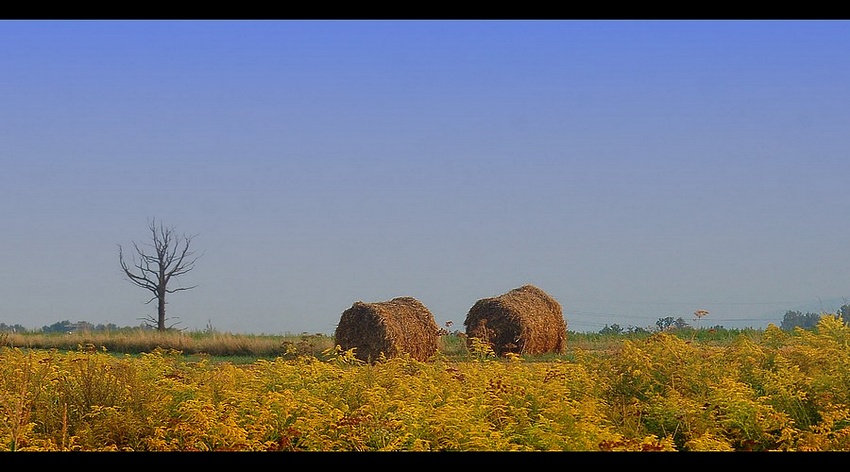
top-left (3, 316), bottom-right (850, 451)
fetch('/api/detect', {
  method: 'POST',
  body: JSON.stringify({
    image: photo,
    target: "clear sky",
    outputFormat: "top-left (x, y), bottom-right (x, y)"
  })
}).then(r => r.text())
top-left (2, 20), bottom-right (850, 334)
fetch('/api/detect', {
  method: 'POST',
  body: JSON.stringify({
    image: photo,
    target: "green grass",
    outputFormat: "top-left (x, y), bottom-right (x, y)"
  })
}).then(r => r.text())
top-left (0, 326), bottom-right (760, 364)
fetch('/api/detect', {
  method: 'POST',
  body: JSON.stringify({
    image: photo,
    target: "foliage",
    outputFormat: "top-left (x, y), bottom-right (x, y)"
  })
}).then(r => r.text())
top-left (5, 317), bottom-right (850, 450)
top-left (779, 305), bottom-right (850, 331)
top-left (0, 323), bottom-right (31, 333)
top-left (781, 310), bottom-right (822, 331)
top-left (0, 330), bottom-right (336, 359)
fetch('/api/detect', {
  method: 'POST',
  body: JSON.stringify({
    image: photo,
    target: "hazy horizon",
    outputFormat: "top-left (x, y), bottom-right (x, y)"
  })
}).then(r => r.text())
top-left (3, 20), bottom-right (850, 334)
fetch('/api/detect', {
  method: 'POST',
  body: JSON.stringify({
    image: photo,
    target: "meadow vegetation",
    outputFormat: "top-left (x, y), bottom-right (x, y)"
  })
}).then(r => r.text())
top-left (0, 329), bottom-right (334, 360)
top-left (2, 317), bottom-right (850, 451)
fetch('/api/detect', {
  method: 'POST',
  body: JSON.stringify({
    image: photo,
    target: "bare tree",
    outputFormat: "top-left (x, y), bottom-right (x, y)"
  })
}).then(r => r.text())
top-left (119, 219), bottom-right (202, 331)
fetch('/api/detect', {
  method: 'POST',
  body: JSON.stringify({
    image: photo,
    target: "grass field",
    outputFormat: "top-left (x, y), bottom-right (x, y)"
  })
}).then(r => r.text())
top-left (0, 324), bottom-right (761, 362)
top-left (5, 319), bottom-right (850, 451)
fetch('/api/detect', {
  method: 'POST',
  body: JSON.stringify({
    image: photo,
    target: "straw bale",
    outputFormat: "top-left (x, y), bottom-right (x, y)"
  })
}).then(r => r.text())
top-left (334, 296), bottom-right (441, 363)
top-left (464, 284), bottom-right (567, 357)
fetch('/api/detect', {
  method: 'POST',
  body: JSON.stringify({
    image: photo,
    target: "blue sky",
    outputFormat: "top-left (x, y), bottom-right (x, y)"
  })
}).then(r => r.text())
top-left (2, 20), bottom-right (850, 334)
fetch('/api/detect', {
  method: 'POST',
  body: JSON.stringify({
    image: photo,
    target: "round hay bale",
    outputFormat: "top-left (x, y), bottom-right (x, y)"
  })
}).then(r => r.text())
top-left (334, 296), bottom-right (441, 363)
top-left (463, 284), bottom-right (567, 357)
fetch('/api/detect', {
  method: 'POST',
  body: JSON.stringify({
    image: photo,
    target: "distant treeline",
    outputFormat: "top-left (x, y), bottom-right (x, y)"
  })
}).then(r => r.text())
top-left (780, 304), bottom-right (850, 331)
top-left (0, 319), bottom-right (153, 334)
top-left (2, 305), bottom-right (849, 336)
top-left (592, 304), bottom-right (850, 335)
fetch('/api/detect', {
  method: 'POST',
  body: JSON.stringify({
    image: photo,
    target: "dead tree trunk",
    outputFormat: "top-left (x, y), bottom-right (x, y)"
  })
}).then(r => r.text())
top-left (118, 219), bottom-right (201, 331)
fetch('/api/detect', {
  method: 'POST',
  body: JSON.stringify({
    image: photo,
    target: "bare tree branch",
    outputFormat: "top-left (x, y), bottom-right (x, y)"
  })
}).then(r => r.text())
top-left (119, 218), bottom-right (202, 331)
